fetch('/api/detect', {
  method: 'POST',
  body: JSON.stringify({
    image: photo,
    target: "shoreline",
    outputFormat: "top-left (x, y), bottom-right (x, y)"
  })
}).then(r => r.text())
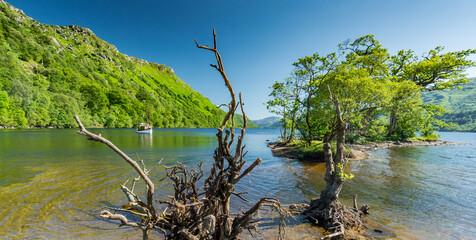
top-left (268, 139), bottom-right (462, 162)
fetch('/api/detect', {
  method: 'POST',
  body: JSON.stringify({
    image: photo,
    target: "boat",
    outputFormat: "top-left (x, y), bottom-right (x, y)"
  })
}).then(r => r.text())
top-left (136, 110), bottom-right (153, 134)
top-left (136, 122), bottom-right (152, 134)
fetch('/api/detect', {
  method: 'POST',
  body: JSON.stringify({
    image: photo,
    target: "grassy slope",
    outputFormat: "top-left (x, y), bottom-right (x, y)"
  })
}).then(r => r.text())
top-left (0, 0), bottom-right (257, 128)
top-left (422, 77), bottom-right (476, 131)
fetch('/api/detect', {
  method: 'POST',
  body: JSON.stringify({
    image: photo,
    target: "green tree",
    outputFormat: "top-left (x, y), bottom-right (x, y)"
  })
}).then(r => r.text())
top-left (292, 52), bottom-right (337, 146)
top-left (303, 37), bottom-right (391, 233)
top-left (387, 47), bottom-right (476, 137)
top-left (0, 90), bottom-right (12, 125)
top-left (266, 74), bottom-right (301, 142)
top-left (80, 84), bottom-right (109, 117)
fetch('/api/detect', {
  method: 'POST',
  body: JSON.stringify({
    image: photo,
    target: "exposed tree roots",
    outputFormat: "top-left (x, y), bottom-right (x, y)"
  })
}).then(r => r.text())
top-left (303, 197), bottom-right (369, 239)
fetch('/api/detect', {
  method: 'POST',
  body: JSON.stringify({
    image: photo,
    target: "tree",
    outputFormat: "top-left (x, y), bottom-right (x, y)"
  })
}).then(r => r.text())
top-left (387, 47), bottom-right (476, 137)
top-left (290, 36), bottom-right (391, 237)
top-left (80, 84), bottom-right (109, 116)
top-left (292, 53), bottom-right (337, 146)
top-left (266, 73), bottom-right (302, 142)
top-left (339, 35), bottom-right (392, 137)
top-left (267, 35), bottom-right (475, 237)
top-left (303, 61), bottom-right (376, 238)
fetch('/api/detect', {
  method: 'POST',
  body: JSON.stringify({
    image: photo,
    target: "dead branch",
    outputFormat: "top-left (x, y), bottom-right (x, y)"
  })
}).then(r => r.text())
top-left (195, 28), bottom-right (236, 131)
top-left (320, 223), bottom-right (344, 239)
top-left (74, 115), bottom-right (156, 214)
top-left (99, 210), bottom-right (143, 229)
top-left (232, 191), bottom-right (250, 203)
top-left (232, 157), bottom-right (262, 184)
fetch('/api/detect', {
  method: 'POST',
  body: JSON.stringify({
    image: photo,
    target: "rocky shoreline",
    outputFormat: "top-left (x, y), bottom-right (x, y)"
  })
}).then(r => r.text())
top-left (268, 140), bottom-right (462, 161)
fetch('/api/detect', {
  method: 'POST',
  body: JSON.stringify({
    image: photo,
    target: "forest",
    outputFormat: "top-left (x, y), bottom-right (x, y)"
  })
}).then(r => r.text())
top-left (267, 36), bottom-right (476, 145)
top-left (0, 2), bottom-right (256, 129)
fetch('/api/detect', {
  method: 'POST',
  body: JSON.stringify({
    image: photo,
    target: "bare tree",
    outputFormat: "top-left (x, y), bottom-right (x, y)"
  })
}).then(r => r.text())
top-left (74, 29), bottom-right (289, 240)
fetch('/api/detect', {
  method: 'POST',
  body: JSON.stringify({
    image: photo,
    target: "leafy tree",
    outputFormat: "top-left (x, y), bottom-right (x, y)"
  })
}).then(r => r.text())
top-left (0, 90), bottom-right (11, 125)
top-left (266, 74), bottom-right (301, 142)
top-left (387, 47), bottom-right (476, 137)
top-left (80, 84), bottom-right (109, 117)
top-left (292, 52), bottom-right (337, 146)
top-left (302, 37), bottom-right (391, 235)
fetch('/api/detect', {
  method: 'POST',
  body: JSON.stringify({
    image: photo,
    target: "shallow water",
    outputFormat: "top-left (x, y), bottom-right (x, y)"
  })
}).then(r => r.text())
top-left (346, 132), bottom-right (476, 239)
top-left (0, 129), bottom-right (475, 239)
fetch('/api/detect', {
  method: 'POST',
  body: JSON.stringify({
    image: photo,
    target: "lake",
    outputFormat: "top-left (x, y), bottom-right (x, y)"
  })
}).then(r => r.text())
top-left (0, 129), bottom-right (475, 239)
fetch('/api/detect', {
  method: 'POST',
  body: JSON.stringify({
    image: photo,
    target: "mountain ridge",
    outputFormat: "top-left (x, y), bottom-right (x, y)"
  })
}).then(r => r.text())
top-left (252, 116), bottom-right (281, 128)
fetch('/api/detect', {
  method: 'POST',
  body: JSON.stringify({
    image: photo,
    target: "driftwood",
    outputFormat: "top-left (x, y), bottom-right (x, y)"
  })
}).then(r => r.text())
top-left (75, 29), bottom-right (290, 240)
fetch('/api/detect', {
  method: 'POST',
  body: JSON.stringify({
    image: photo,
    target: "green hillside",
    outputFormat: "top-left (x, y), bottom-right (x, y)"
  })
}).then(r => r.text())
top-left (422, 77), bottom-right (476, 131)
top-left (0, 1), bottom-right (257, 128)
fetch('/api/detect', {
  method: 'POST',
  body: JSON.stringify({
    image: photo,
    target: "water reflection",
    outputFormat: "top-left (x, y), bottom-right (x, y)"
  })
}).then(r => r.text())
top-left (139, 133), bottom-right (153, 148)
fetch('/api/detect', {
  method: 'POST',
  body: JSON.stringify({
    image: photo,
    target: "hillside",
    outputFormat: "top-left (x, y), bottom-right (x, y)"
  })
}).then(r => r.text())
top-left (422, 77), bottom-right (476, 131)
top-left (252, 116), bottom-right (281, 128)
top-left (0, 1), bottom-right (257, 128)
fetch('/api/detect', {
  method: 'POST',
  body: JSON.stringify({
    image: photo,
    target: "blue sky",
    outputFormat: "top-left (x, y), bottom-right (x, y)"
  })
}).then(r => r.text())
top-left (8, 0), bottom-right (476, 120)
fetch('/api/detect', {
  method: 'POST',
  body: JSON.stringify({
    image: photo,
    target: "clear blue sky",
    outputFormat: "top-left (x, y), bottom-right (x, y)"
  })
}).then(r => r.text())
top-left (8, 0), bottom-right (476, 120)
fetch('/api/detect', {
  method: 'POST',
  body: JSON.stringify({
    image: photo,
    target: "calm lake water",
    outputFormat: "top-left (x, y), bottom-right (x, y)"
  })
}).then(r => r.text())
top-left (0, 129), bottom-right (475, 239)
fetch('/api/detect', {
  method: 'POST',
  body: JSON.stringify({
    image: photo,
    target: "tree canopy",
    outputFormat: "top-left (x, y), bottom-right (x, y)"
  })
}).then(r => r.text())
top-left (267, 35), bottom-right (475, 143)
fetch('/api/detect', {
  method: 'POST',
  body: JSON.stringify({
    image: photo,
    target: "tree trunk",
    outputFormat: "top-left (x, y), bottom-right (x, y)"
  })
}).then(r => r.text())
top-left (142, 229), bottom-right (150, 240)
top-left (387, 109), bottom-right (397, 137)
top-left (303, 94), bottom-right (364, 235)
top-left (282, 106), bottom-right (288, 141)
top-left (288, 111), bottom-right (296, 143)
top-left (320, 106), bottom-right (346, 206)
top-left (360, 107), bottom-right (376, 136)
top-left (305, 95), bottom-right (312, 146)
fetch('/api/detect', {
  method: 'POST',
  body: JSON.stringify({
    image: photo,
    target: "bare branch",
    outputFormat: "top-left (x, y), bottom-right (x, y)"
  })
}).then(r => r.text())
top-left (195, 28), bottom-right (236, 131)
top-left (320, 224), bottom-right (344, 239)
top-left (106, 207), bottom-right (148, 218)
top-left (232, 191), bottom-right (251, 203)
top-left (233, 158), bottom-right (262, 184)
top-left (74, 115), bottom-right (156, 214)
top-left (99, 210), bottom-right (143, 229)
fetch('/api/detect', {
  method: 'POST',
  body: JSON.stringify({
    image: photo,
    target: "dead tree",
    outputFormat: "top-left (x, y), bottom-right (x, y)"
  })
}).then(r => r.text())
top-left (302, 88), bottom-right (368, 239)
top-left (74, 29), bottom-right (289, 240)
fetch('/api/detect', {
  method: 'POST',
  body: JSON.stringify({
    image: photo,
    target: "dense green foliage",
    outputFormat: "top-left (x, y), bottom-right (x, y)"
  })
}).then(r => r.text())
top-left (422, 77), bottom-right (476, 131)
top-left (267, 35), bottom-right (475, 144)
top-left (0, 1), bottom-right (257, 128)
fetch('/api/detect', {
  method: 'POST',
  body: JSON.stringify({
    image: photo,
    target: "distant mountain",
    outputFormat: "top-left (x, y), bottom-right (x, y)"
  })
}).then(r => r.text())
top-left (422, 77), bottom-right (476, 131)
top-left (0, 1), bottom-right (257, 128)
top-left (252, 116), bottom-right (281, 128)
